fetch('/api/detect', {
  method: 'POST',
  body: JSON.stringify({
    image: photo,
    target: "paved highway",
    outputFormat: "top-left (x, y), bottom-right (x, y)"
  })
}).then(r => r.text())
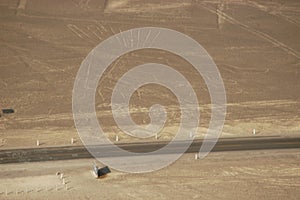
top-left (0, 136), bottom-right (299, 164)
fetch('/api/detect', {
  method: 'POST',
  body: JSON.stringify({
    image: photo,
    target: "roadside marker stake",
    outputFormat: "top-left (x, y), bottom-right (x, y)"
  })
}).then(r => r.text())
top-left (71, 138), bottom-right (74, 144)
top-left (116, 135), bottom-right (119, 142)
top-left (195, 153), bottom-right (198, 160)
top-left (253, 129), bottom-right (256, 135)
top-left (36, 140), bottom-right (40, 146)
top-left (190, 132), bottom-right (194, 138)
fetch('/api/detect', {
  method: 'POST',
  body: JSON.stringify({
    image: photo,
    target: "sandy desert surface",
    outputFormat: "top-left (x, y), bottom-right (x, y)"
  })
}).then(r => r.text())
top-left (0, 0), bottom-right (299, 199)
top-left (0, 149), bottom-right (300, 200)
top-left (0, 0), bottom-right (299, 148)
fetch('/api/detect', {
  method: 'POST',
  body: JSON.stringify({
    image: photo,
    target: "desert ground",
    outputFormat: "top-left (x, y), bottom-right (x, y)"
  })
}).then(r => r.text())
top-left (0, 0), bottom-right (299, 199)
top-left (0, 149), bottom-right (300, 200)
top-left (0, 0), bottom-right (299, 147)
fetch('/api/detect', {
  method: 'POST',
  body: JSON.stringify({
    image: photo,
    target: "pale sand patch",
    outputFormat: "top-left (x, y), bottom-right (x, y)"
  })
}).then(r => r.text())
top-left (105, 0), bottom-right (191, 13)
top-left (1, 117), bottom-right (299, 149)
top-left (1, 175), bottom-right (63, 194)
top-left (0, 149), bottom-right (299, 199)
top-left (105, 0), bottom-right (129, 11)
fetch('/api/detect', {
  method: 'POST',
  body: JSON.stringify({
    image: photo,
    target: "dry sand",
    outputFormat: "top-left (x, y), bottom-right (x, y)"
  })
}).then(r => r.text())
top-left (0, 0), bottom-right (299, 148)
top-left (0, 0), bottom-right (299, 199)
top-left (0, 149), bottom-right (299, 200)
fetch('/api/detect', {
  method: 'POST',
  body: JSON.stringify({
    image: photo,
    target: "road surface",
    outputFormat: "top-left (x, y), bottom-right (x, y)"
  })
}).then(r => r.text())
top-left (0, 136), bottom-right (299, 164)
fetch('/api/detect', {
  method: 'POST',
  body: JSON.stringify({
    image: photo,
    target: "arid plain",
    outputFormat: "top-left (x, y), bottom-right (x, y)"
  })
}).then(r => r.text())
top-left (0, 0), bottom-right (299, 199)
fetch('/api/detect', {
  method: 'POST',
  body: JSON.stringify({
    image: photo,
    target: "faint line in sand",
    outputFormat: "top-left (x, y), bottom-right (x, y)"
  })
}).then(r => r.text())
top-left (217, 3), bottom-right (226, 29)
top-left (200, 3), bottom-right (300, 59)
top-left (246, 0), bottom-right (300, 27)
top-left (78, 0), bottom-right (90, 9)
top-left (221, 63), bottom-right (270, 74)
top-left (17, 0), bottom-right (27, 10)
top-left (87, 25), bottom-right (103, 40)
top-left (67, 24), bottom-right (97, 43)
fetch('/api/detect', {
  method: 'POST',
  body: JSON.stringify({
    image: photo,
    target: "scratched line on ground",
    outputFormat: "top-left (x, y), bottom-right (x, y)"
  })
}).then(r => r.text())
top-left (200, 3), bottom-right (300, 59)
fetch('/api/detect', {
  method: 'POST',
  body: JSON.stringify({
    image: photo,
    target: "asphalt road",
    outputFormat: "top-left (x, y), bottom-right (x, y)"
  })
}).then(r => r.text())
top-left (0, 136), bottom-right (299, 164)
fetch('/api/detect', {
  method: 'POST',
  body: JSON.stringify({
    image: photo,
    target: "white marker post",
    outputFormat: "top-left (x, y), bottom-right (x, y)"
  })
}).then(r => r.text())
top-left (253, 129), bottom-right (256, 135)
top-left (195, 153), bottom-right (198, 160)
top-left (190, 132), bottom-right (194, 139)
top-left (36, 140), bottom-right (39, 146)
top-left (115, 135), bottom-right (119, 142)
top-left (71, 138), bottom-right (74, 144)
